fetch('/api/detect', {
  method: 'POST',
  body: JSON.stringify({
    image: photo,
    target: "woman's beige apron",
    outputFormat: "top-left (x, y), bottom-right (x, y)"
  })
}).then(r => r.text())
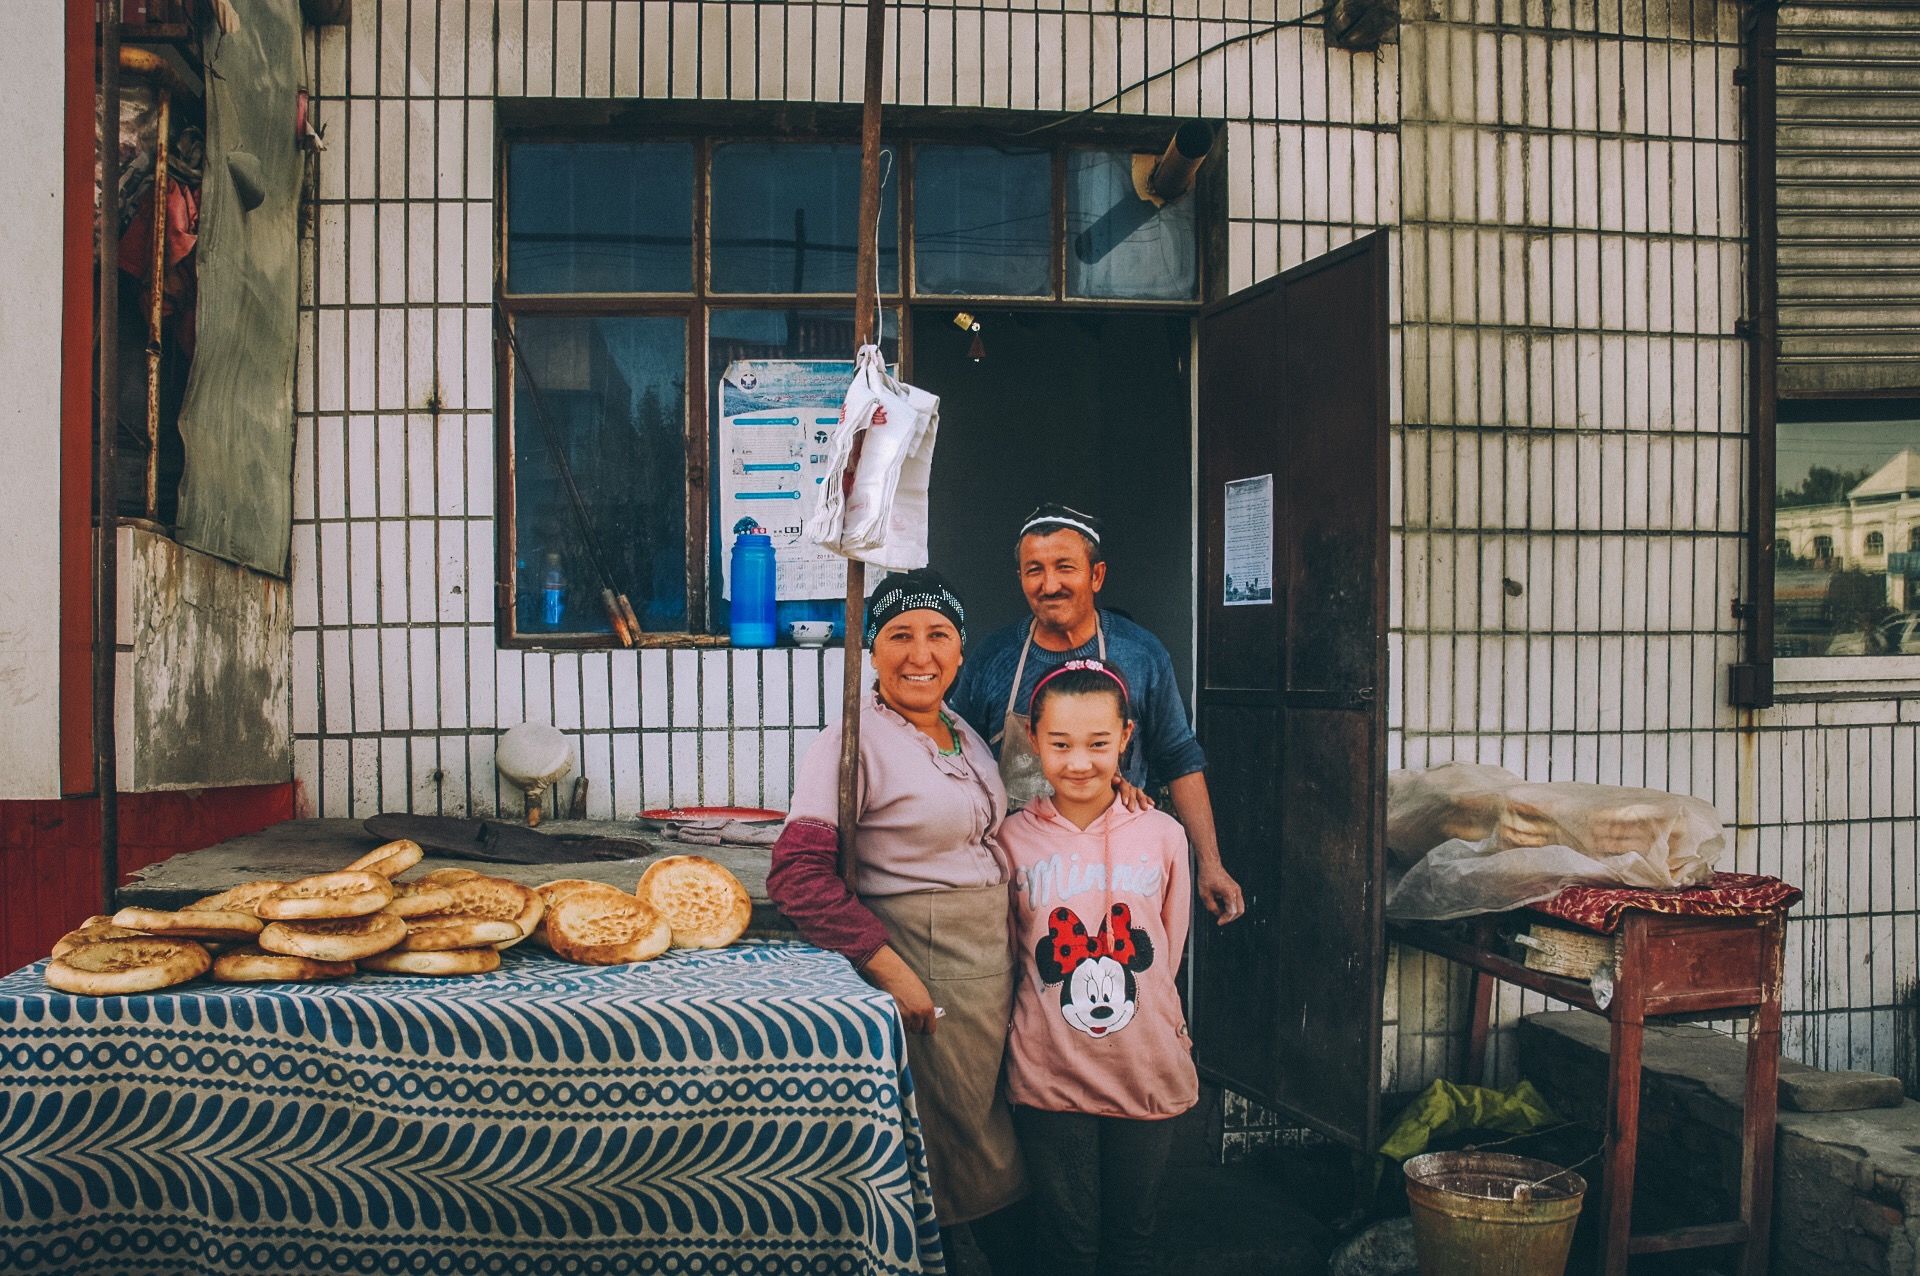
top-left (863, 884), bottom-right (1026, 1225)
top-left (992, 618), bottom-right (1107, 807)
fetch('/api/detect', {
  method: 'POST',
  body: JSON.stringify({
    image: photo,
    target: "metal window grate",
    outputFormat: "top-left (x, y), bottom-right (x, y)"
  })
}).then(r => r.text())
top-left (295, 2), bottom-right (1920, 1125)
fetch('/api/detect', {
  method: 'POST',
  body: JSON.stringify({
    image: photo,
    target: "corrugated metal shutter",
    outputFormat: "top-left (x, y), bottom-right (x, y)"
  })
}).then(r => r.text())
top-left (1776, 1), bottom-right (1920, 396)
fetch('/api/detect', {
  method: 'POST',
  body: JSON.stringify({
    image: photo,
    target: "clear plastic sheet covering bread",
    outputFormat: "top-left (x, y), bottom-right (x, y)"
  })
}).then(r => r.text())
top-left (1385, 763), bottom-right (1727, 921)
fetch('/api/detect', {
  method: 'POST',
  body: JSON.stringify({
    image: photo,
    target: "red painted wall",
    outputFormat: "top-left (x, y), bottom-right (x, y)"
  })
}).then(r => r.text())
top-left (60, 0), bottom-right (96, 796)
top-left (0, 783), bottom-right (294, 973)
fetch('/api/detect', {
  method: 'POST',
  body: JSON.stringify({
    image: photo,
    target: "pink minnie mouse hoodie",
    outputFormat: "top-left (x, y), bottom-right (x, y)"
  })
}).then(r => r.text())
top-left (1002, 796), bottom-right (1199, 1120)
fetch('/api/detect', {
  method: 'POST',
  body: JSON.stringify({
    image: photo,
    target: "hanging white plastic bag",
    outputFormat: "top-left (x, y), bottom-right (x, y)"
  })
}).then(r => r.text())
top-left (806, 344), bottom-right (940, 569)
top-left (852, 378), bottom-right (938, 567)
top-left (803, 351), bottom-right (878, 551)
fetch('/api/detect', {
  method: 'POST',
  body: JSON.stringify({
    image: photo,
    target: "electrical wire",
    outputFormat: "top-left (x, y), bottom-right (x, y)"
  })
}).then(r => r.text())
top-left (1005, 5), bottom-right (1332, 138)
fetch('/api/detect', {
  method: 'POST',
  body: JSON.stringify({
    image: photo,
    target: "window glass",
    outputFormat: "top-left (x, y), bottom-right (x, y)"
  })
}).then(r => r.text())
top-left (707, 309), bottom-right (900, 626)
top-left (1066, 148), bottom-right (1199, 301)
top-left (913, 145), bottom-right (1053, 296)
top-left (711, 143), bottom-right (900, 294)
top-left (511, 315), bottom-right (688, 634)
top-left (1775, 401), bottom-right (1920, 657)
top-left (507, 142), bottom-right (694, 293)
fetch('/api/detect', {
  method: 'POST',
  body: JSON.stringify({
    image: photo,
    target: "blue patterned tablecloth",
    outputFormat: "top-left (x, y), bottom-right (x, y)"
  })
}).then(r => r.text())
top-left (0, 940), bottom-right (943, 1275)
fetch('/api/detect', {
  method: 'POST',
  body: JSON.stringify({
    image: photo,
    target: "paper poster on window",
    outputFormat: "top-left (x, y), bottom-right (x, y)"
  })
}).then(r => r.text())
top-left (1223, 474), bottom-right (1274, 606)
top-left (718, 360), bottom-right (863, 600)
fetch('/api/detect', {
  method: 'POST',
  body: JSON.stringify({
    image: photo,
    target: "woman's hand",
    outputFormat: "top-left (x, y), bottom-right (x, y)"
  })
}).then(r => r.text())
top-left (861, 946), bottom-right (939, 1034)
top-left (1113, 777), bottom-right (1157, 812)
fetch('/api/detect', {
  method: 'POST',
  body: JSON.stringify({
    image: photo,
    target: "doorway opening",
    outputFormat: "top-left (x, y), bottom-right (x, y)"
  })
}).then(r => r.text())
top-left (911, 307), bottom-right (1195, 697)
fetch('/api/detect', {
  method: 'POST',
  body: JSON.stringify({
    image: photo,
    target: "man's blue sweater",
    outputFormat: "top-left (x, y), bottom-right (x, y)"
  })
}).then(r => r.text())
top-left (949, 609), bottom-right (1207, 789)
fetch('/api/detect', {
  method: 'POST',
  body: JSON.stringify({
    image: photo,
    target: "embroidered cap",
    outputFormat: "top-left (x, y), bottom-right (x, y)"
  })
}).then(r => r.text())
top-left (863, 568), bottom-right (967, 648)
top-left (1018, 502), bottom-right (1103, 547)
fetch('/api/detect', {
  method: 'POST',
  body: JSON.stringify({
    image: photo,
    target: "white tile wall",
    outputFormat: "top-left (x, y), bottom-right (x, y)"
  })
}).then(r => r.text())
top-left (297, 0), bottom-right (1920, 1100)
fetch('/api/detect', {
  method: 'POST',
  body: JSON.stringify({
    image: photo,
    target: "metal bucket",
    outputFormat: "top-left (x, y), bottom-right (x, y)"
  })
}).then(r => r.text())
top-left (1403, 1151), bottom-right (1587, 1276)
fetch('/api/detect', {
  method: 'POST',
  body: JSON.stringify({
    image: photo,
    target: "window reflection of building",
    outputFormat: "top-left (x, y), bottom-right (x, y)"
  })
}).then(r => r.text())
top-left (1775, 448), bottom-right (1920, 572)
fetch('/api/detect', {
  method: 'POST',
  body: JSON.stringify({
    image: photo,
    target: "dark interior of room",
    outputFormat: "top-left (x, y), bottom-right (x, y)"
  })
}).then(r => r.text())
top-left (911, 307), bottom-right (1195, 700)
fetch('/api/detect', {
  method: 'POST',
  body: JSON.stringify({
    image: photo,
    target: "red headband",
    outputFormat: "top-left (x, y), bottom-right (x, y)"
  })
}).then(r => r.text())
top-left (1027, 658), bottom-right (1132, 724)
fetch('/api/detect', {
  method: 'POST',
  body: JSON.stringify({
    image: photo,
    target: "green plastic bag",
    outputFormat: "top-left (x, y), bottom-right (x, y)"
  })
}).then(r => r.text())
top-left (1376, 1078), bottom-right (1561, 1178)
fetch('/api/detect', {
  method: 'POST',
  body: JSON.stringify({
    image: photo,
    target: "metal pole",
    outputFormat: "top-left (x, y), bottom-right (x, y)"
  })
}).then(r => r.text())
top-left (1732, 0), bottom-right (1779, 709)
top-left (146, 85), bottom-right (169, 521)
top-left (96, 0), bottom-right (122, 910)
top-left (838, 0), bottom-right (887, 862)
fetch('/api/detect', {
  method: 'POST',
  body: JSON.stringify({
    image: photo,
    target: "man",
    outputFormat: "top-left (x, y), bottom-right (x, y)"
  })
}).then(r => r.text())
top-left (951, 503), bottom-right (1246, 924)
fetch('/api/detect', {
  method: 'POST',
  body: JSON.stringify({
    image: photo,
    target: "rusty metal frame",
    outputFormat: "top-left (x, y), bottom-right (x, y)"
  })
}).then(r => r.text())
top-left (145, 83), bottom-right (168, 520)
top-left (1732, 0), bottom-right (1779, 710)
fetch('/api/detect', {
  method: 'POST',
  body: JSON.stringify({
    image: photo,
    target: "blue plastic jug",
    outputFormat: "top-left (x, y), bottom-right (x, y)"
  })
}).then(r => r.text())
top-left (729, 533), bottom-right (777, 648)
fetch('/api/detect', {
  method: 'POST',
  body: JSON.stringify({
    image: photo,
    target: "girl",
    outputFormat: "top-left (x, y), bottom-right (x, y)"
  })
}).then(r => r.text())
top-left (1000, 660), bottom-right (1197, 1275)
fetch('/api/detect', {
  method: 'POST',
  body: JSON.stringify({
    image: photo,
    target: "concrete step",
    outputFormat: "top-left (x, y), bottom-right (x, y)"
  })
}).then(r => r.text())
top-left (1521, 1009), bottom-right (1920, 1276)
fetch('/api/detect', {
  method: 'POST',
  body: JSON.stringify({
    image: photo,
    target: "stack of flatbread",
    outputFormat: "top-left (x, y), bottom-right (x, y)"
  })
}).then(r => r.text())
top-left (43, 843), bottom-right (755, 994)
top-left (44, 839), bottom-right (546, 994)
top-left (531, 855), bottom-right (752, 965)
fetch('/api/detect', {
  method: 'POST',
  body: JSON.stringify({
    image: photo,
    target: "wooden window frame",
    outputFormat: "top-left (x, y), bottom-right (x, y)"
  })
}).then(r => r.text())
top-left (496, 109), bottom-right (1216, 651)
top-left (1737, 5), bottom-right (1920, 705)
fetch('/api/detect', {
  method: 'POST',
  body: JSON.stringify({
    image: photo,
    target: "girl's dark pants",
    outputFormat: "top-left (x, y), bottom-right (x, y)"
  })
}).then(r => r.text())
top-left (1011, 1105), bottom-right (1178, 1276)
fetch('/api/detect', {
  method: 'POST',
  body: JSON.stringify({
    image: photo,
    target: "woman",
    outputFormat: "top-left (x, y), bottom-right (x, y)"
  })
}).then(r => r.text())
top-left (768, 568), bottom-right (1028, 1256)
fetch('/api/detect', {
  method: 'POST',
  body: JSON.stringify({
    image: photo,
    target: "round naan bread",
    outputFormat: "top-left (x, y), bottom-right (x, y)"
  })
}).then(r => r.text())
top-left (545, 891), bottom-right (673, 965)
top-left (212, 945), bottom-right (356, 983)
top-left (258, 910), bottom-right (406, 962)
top-left (257, 872), bottom-right (394, 921)
top-left (359, 947), bottom-right (501, 977)
top-left (344, 838), bottom-right (424, 879)
top-left (637, 855), bottom-right (752, 949)
top-left (45, 937), bottom-right (210, 996)
top-left (112, 906), bottom-right (263, 944)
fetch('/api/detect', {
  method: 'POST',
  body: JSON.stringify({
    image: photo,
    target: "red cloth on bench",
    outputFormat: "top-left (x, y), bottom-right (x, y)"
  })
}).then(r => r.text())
top-left (1530, 872), bottom-right (1802, 934)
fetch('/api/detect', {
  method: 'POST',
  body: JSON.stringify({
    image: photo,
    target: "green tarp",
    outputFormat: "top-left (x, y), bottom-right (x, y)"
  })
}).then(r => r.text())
top-left (174, 0), bottom-right (303, 577)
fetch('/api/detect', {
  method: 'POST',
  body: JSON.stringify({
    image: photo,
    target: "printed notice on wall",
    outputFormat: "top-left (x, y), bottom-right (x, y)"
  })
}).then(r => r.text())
top-left (1223, 474), bottom-right (1274, 606)
top-left (718, 360), bottom-right (861, 600)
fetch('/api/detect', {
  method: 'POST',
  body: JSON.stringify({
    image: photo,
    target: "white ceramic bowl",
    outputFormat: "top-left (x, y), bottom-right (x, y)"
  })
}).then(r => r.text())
top-left (787, 620), bottom-right (834, 646)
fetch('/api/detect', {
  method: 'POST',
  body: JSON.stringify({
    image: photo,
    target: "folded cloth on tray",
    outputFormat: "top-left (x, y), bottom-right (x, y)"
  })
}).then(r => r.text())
top-left (662, 818), bottom-right (782, 848)
top-left (1530, 871), bottom-right (1803, 934)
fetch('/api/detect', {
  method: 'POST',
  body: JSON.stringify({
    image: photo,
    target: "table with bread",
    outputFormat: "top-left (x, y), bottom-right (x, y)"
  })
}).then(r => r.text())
top-left (0, 835), bottom-right (944, 1273)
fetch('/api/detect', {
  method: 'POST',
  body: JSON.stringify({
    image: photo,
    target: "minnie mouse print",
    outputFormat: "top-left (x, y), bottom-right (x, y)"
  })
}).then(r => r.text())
top-left (1033, 903), bottom-right (1155, 1039)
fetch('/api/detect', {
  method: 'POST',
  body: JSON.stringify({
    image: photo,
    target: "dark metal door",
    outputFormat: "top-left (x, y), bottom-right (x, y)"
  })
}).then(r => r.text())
top-left (1189, 231), bottom-right (1389, 1149)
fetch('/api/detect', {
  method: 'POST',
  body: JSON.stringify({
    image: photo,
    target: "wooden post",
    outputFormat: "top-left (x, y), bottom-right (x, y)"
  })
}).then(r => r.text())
top-left (146, 86), bottom-right (170, 520)
top-left (95, 0), bottom-right (123, 912)
top-left (837, 0), bottom-right (887, 860)
top-left (1738, 912), bottom-right (1784, 1276)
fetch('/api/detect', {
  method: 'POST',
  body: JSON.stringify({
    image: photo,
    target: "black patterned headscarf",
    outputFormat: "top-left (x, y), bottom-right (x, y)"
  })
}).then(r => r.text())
top-left (863, 569), bottom-right (967, 648)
